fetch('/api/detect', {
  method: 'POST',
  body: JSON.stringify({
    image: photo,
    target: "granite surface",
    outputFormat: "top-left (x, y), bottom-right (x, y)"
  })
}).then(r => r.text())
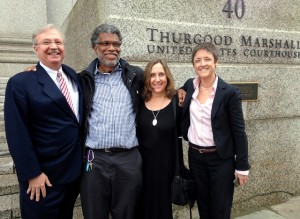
top-left (0, 0), bottom-right (299, 217)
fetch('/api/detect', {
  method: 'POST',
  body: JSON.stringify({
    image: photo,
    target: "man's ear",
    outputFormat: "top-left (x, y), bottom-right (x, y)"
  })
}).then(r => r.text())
top-left (33, 45), bottom-right (38, 54)
top-left (93, 46), bottom-right (98, 55)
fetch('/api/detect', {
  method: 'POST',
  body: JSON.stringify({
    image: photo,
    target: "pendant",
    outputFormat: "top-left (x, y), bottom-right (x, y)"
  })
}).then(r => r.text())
top-left (152, 118), bottom-right (157, 126)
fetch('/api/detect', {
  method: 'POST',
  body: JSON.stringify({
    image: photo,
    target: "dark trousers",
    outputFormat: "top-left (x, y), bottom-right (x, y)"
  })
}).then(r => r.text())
top-left (19, 177), bottom-right (80, 219)
top-left (188, 148), bottom-right (235, 219)
top-left (80, 148), bottom-right (142, 219)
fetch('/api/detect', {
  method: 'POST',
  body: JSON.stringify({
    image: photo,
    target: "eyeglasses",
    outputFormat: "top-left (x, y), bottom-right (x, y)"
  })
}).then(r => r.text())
top-left (35, 41), bottom-right (64, 46)
top-left (96, 41), bottom-right (121, 48)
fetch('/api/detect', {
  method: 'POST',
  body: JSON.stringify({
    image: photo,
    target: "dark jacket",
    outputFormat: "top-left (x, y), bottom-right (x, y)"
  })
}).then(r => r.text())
top-left (79, 58), bottom-right (144, 144)
top-left (181, 77), bottom-right (250, 171)
top-left (4, 63), bottom-right (84, 184)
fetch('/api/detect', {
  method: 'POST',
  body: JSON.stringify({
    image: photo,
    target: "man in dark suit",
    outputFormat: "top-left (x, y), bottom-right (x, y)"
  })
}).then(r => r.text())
top-left (4, 24), bottom-right (83, 219)
top-left (181, 42), bottom-right (250, 219)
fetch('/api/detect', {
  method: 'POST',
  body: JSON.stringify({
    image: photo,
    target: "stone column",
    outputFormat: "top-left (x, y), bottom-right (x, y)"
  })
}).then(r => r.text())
top-left (0, 0), bottom-right (47, 76)
top-left (46, 0), bottom-right (78, 28)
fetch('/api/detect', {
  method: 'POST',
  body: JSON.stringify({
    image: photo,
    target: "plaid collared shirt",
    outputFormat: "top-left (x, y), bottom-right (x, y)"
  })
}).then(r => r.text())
top-left (85, 63), bottom-right (138, 149)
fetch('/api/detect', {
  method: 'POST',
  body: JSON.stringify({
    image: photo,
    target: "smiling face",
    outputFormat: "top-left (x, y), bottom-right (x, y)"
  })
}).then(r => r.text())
top-left (149, 63), bottom-right (168, 96)
top-left (193, 48), bottom-right (218, 80)
top-left (33, 28), bottom-right (64, 70)
top-left (93, 32), bottom-right (121, 72)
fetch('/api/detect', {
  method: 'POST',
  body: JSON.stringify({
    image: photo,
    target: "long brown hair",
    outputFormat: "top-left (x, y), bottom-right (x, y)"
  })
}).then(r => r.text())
top-left (142, 59), bottom-right (176, 101)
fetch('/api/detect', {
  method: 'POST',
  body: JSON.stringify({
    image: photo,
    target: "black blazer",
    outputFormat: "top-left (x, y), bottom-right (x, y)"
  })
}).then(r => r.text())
top-left (181, 77), bottom-right (250, 171)
top-left (4, 63), bottom-right (84, 184)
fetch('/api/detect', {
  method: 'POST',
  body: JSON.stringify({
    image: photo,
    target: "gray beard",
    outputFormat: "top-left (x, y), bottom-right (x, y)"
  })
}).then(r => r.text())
top-left (100, 57), bottom-right (120, 68)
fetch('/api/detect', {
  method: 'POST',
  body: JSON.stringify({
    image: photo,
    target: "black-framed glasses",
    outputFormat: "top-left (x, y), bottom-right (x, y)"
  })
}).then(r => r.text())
top-left (96, 41), bottom-right (121, 48)
top-left (35, 41), bottom-right (64, 46)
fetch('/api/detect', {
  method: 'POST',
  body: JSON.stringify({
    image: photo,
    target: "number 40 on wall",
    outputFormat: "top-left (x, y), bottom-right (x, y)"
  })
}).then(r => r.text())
top-left (223, 0), bottom-right (245, 19)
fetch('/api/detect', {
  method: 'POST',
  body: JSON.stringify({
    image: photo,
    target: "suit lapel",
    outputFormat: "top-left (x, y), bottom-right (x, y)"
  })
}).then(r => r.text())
top-left (211, 78), bottom-right (226, 120)
top-left (36, 64), bottom-right (79, 122)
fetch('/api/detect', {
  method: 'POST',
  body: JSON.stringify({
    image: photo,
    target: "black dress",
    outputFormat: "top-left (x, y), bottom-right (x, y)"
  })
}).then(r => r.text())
top-left (137, 101), bottom-right (175, 219)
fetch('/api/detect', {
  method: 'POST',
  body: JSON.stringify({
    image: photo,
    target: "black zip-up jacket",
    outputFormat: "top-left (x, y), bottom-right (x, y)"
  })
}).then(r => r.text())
top-left (79, 58), bottom-right (144, 145)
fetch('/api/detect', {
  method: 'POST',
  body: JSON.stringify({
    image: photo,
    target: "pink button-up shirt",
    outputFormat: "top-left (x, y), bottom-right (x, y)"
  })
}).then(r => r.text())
top-left (187, 75), bottom-right (249, 175)
top-left (188, 76), bottom-right (218, 147)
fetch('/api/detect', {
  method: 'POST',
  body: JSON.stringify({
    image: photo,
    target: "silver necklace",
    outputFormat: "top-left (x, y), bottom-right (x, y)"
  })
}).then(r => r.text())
top-left (151, 111), bottom-right (159, 126)
top-left (149, 97), bottom-right (165, 126)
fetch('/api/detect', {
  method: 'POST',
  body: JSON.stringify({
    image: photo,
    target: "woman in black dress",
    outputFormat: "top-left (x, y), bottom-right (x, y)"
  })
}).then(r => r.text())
top-left (136, 59), bottom-right (181, 219)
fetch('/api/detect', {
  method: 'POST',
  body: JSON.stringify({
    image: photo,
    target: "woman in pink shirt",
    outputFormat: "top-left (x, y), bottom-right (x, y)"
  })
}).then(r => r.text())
top-left (181, 42), bottom-right (250, 219)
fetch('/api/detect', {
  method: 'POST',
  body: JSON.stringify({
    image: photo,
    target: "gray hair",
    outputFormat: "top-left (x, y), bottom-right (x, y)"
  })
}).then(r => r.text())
top-left (90, 24), bottom-right (122, 48)
top-left (32, 24), bottom-right (64, 45)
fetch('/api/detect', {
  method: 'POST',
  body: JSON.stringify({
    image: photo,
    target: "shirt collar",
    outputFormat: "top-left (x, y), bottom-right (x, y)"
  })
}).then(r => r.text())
top-left (193, 74), bottom-right (219, 93)
top-left (212, 76), bottom-right (218, 91)
top-left (39, 62), bottom-right (62, 75)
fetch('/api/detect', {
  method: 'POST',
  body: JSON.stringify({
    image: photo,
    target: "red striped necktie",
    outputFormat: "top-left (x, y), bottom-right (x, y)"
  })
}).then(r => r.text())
top-left (57, 71), bottom-right (75, 114)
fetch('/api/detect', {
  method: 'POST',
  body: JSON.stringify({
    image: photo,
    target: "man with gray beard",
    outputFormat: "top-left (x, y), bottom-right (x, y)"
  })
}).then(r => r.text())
top-left (79, 24), bottom-right (144, 219)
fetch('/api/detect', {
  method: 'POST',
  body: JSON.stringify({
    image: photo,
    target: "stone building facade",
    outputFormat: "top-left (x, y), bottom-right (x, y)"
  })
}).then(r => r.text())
top-left (0, 0), bottom-right (300, 218)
